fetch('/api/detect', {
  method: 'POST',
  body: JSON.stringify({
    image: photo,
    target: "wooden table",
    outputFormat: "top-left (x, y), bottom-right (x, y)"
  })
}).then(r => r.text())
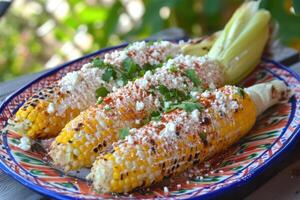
top-left (0, 31), bottom-right (299, 199)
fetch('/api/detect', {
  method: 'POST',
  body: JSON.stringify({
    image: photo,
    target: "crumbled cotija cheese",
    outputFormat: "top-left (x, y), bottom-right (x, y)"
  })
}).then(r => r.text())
top-left (47, 103), bottom-right (55, 114)
top-left (136, 101), bottom-right (144, 111)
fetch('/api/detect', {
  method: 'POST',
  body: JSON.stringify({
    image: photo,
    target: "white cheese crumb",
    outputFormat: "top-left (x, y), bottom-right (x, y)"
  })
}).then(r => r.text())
top-left (129, 128), bottom-right (137, 134)
top-left (135, 119), bottom-right (141, 124)
top-left (202, 91), bottom-right (210, 98)
top-left (163, 186), bottom-right (169, 194)
top-left (60, 72), bottom-right (80, 91)
top-left (190, 91), bottom-right (199, 98)
top-left (127, 135), bottom-right (134, 145)
top-left (191, 109), bottom-right (200, 121)
top-left (144, 71), bottom-right (152, 79)
top-left (164, 101), bottom-right (171, 109)
top-left (229, 100), bottom-right (239, 110)
top-left (116, 79), bottom-right (124, 87)
top-left (81, 62), bottom-right (93, 70)
top-left (136, 78), bottom-right (148, 89)
top-left (18, 136), bottom-right (31, 151)
top-left (135, 101), bottom-right (144, 111)
top-left (161, 122), bottom-right (176, 137)
top-left (154, 98), bottom-right (161, 107)
top-left (209, 82), bottom-right (216, 89)
top-left (47, 103), bottom-right (55, 114)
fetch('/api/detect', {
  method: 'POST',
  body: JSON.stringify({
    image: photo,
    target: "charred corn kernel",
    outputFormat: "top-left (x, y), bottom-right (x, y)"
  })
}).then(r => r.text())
top-left (12, 86), bottom-right (81, 139)
top-left (9, 41), bottom-right (191, 140)
top-left (88, 81), bottom-right (290, 193)
top-left (50, 55), bottom-right (224, 171)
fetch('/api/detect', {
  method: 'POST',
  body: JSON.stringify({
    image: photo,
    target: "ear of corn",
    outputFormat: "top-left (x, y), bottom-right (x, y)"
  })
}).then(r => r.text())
top-left (87, 80), bottom-right (290, 193)
top-left (208, 1), bottom-right (271, 84)
top-left (10, 39), bottom-right (218, 140)
top-left (87, 86), bottom-right (256, 193)
top-left (13, 86), bottom-right (81, 139)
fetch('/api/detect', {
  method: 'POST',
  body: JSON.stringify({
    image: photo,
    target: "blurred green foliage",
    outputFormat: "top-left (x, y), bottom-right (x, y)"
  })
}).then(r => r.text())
top-left (0, 0), bottom-right (299, 82)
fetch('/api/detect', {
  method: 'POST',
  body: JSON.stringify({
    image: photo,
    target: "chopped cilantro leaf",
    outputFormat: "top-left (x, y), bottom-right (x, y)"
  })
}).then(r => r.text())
top-left (169, 66), bottom-right (178, 73)
top-left (166, 101), bottom-right (203, 113)
top-left (150, 111), bottom-right (162, 121)
top-left (154, 63), bottom-right (163, 69)
top-left (237, 88), bottom-right (245, 98)
top-left (123, 58), bottom-right (139, 78)
top-left (169, 88), bottom-right (187, 102)
top-left (119, 128), bottom-right (130, 140)
top-left (166, 55), bottom-right (173, 61)
top-left (199, 132), bottom-right (208, 144)
top-left (139, 69), bottom-right (146, 77)
top-left (104, 105), bottom-right (111, 111)
top-left (120, 74), bottom-right (128, 86)
top-left (96, 97), bottom-right (103, 104)
top-left (158, 84), bottom-right (170, 99)
top-left (185, 69), bottom-right (202, 86)
top-left (102, 68), bottom-right (117, 82)
top-left (146, 40), bottom-right (155, 46)
top-left (158, 85), bottom-right (187, 102)
top-left (179, 102), bottom-right (203, 112)
top-left (92, 58), bottom-right (105, 68)
top-left (95, 87), bottom-right (109, 98)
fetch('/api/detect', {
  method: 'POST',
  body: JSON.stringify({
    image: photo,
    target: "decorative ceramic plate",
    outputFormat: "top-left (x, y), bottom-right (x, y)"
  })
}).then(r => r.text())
top-left (0, 43), bottom-right (299, 200)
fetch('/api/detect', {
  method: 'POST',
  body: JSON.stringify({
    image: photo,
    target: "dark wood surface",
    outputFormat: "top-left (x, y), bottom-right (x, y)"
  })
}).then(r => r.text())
top-left (0, 35), bottom-right (299, 200)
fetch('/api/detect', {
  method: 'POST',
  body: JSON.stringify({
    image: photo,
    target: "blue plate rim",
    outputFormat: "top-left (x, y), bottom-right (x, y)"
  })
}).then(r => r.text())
top-left (0, 47), bottom-right (299, 200)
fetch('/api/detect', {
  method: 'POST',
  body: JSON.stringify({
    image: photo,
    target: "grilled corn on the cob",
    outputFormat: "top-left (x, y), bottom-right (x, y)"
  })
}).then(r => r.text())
top-left (49, 0), bottom-right (271, 171)
top-left (87, 80), bottom-right (290, 193)
top-left (10, 41), bottom-right (188, 139)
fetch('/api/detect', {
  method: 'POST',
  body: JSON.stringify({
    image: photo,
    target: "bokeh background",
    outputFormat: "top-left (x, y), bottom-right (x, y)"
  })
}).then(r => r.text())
top-left (0, 0), bottom-right (299, 82)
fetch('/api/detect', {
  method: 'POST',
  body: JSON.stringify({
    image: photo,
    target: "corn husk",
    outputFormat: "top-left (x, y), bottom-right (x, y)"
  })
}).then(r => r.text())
top-left (208, 1), bottom-right (271, 84)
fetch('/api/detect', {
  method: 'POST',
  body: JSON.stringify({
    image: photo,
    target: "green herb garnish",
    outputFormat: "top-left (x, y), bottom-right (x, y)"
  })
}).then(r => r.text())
top-left (199, 132), bottom-right (208, 144)
top-left (237, 88), bottom-right (245, 98)
top-left (95, 87), bottom-right (109, 98)
top-left (166, 55), bottom-right (173, 61)
top-left (92, 58), bottom-right (105, 68)
top-left (123, 58), bottom-right (139, 78)
top-left (166, 101), bottom-right (203, 113)
top-left (146, 40), bottom-right (155, 46)
top-left (169, 66), bottom-right (178, 73)
top-left (185, 69), bottom-right (202, 86)
top-left (158, 85), bottom-right (170, 99)
top-left (179, 101), bottom-right (204, 112)
top-left (104, 105), bottom-right (111, 111)
top-left (119, 128), bottom-right (130, 139)
top-left (150, 111), bottom-right (162, 121)
top-left (96, 97), bottom-right (103, 104)
top-left (158, 85), bottom-right (187, 102)
top-left (139, 69), bottom-right (146, 77)
top-left (102, 68), bottom-right (117, 82)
